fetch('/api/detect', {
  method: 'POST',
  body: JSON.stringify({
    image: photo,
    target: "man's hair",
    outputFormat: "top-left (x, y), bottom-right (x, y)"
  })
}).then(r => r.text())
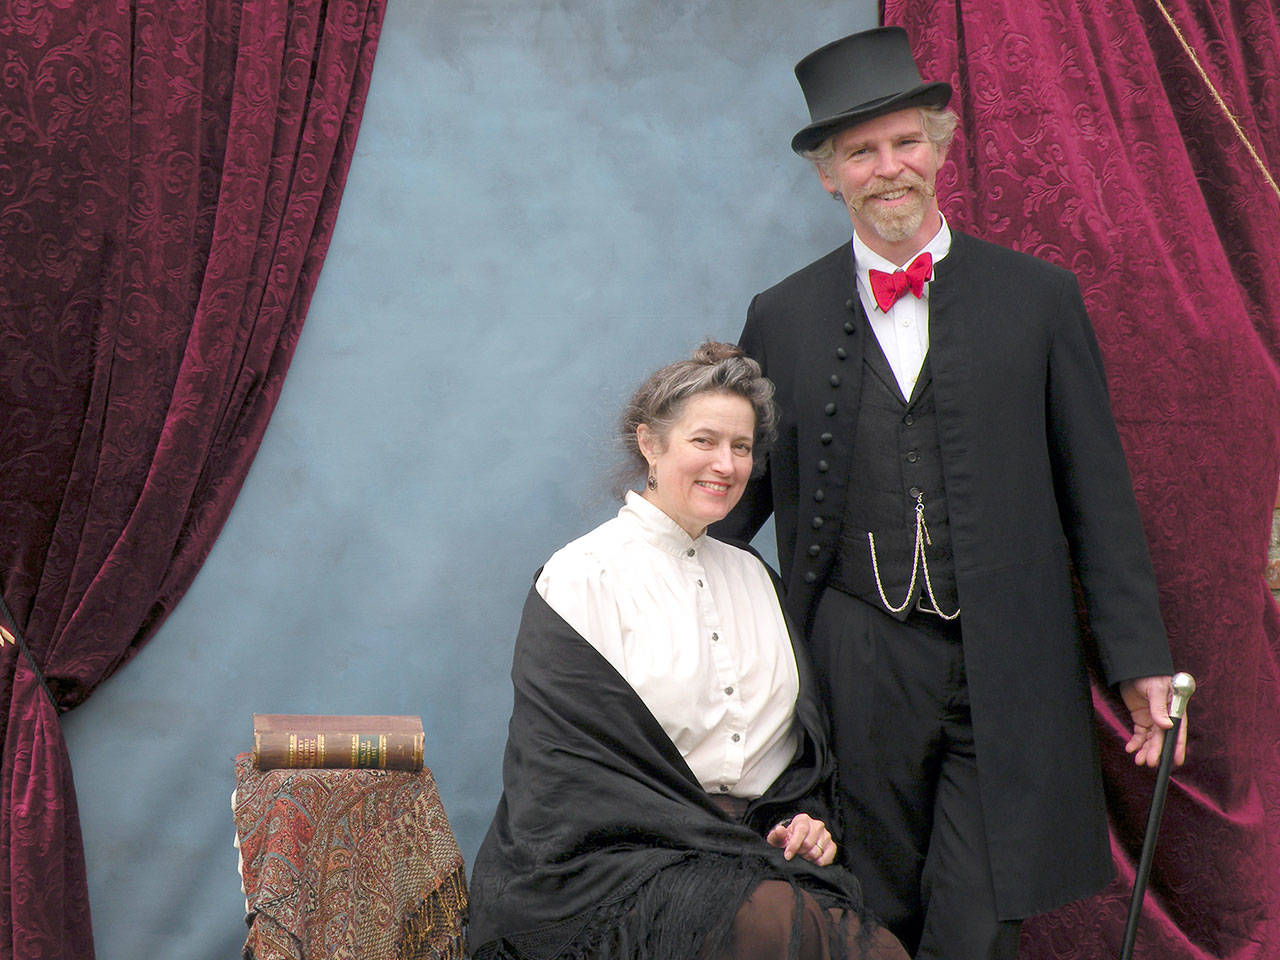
top-left (802, 106), bottom-right (959, 173)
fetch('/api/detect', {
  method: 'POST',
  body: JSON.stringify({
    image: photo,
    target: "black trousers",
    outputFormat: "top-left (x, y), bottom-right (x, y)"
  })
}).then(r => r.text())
top-left (809, 587), bottom-right (1021, 960)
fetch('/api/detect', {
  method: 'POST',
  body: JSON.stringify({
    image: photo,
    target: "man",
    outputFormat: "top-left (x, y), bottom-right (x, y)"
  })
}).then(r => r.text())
top-left (713, 27), bottom-right (1185, 960)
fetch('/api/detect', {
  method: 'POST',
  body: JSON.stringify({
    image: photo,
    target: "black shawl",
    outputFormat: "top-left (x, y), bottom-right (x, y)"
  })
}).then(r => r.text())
top-left (468, 565), bottom-right (867, 960)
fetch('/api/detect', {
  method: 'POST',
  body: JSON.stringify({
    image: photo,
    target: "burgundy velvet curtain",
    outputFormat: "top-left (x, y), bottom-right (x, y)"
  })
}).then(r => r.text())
top-left (0, 1), bottom-right (387, 956)
top-left (882, 1), bottom-right (1280, 957)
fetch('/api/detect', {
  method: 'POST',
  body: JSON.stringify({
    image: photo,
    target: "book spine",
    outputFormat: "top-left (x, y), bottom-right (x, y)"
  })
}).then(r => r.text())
top-left (253, 730), bottom-right (424, 770)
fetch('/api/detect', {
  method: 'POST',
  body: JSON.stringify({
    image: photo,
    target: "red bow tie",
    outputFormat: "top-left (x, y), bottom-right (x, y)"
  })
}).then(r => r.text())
top-left (868, 252), bottom-right (933, 312)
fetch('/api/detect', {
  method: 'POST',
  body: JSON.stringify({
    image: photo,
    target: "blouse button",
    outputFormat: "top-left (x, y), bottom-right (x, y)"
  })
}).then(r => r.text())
top-left (836, 347), bottom-right (847, 360)
top-left (820, 433), bottom-right (833, 445)
top-left (686, 548), bottom-right (695, 557)
top-left (824, 402), bottom-right (837, 416)
top-left (711, 632), bottom-right (719, 642)
top-left (697, 579), bottom-right (704, 587)
top-left (829, 375), bottom-right (840, 387)
top-left (719, 785), bottom-right (730, 793)
top-left (813, 490), bottom-right (825, 502)
top-left (732, 733), bottom-right (741, 743)
top-left (811, 516), bottom-right (824, 529)
top-left (817, 459), bottom-right (829, 472)
top-left (808, 545), bottom-right (820, 557)
top-left (724, 686), bottom-right (734, 695)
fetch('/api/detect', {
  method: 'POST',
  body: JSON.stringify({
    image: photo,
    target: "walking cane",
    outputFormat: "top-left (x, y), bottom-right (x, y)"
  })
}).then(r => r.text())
top-left (1119, 671), bottom-right (1195, 960)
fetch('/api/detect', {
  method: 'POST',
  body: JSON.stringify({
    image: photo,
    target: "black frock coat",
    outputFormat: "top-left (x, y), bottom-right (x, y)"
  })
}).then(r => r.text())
top-left (713, 231), bottom-right (1174, 919)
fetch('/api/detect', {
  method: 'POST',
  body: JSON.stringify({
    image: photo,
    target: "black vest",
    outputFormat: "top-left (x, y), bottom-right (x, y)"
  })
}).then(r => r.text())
top-left (829, 334), bottom-right (959, 621)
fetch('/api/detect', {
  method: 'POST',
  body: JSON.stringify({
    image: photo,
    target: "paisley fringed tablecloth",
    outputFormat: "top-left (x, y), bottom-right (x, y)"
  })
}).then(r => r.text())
top-left (233, 753), bottom-right (467, 960)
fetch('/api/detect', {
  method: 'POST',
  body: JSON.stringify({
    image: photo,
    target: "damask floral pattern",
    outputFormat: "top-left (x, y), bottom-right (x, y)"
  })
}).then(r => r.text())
top-left (884, 1), bottom-right (1280, 956)
top-left (0, 2), bottom-right (388, 956)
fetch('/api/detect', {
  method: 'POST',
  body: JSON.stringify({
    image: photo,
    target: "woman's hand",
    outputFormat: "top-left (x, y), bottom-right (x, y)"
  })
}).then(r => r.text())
top-left (765, 813), bottom-right (837, 866)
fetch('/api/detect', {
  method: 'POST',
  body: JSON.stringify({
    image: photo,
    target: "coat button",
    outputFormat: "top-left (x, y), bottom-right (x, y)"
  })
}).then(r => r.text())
top-left (804, 571), bottom-right (818, 583)
top-left (909, 486), bottom-right (922, 499)
top-left (824, 402), bottom-right (837, 415)
top-left (836, 347), bottom-right (847, 360)
top-left (808, 545), bottom-right (821, 557)
top-left (829, 374), bottom-right (840, 387)
top-left (820, 433), bottom-right (833, 445)
top-left (811, 516), bottom-right (824, 529)
top-left (906, 451), bottom-right (919, 463)
top-left (813, 490), bottom-right (825, 502)
top-left (817, 459), bottom-right (829, 471)
top-left (903, 414), bottom-right (915, 426)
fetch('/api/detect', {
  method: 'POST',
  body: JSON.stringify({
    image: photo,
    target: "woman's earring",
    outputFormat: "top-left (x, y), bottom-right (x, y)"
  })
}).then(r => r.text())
top-left (646, 471), bottom-right (657, 491)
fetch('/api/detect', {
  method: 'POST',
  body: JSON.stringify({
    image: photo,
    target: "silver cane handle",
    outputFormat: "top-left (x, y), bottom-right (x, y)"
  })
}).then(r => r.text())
top-left (1169, 672), bottom-right (1195, 720)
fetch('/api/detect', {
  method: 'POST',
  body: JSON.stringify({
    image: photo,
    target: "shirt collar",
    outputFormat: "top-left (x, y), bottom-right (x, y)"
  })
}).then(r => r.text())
top-left (852, 214), bottom-right (952, 305)
top-left (621, 490), bottom-right (704, 556)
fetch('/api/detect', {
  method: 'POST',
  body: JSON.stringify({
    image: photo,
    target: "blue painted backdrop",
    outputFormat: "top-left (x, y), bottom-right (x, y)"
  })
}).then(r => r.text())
top-left (60, 1), bottom-right (876, 956)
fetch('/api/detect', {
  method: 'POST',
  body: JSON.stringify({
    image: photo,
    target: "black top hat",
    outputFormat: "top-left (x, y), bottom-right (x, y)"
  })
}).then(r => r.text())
top-left (791, 26), bottom-right (952, 155)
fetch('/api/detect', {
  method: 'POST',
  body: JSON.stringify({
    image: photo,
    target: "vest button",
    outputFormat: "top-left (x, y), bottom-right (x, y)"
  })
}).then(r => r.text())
top-left (829, 374), bottom-right (840, 387)
top-left (811, 516), bottom-right (824, 529)
top-left (843, 321), bottom-right (855, 334)
top-left (817, 459), bottom-right (829, 472)
top-left (820, 433), bottom-right (833, 445)
top-left (836, 347), bottom-right (847, 360)
top-left (813, 489), bottom-right (825, 502)
top-left (805, 571), bottom-right (818, 583)
top-left (808, 545), bottom-right (821, 557)
top-left (824, 402), bottom-right (837, 415)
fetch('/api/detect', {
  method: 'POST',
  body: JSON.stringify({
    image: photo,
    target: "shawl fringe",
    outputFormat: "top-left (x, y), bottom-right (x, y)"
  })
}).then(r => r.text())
top-left (471, 852), bottom-right (875, 960)
top-left (398, 864), bottom-right (468, 960)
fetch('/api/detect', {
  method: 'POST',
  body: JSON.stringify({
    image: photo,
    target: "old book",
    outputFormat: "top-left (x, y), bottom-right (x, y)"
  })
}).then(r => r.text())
top-left (253, 714), bottom-right (424, 771)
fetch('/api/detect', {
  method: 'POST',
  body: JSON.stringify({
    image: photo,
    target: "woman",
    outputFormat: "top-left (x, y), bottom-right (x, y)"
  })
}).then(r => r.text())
top-left (468, 342), bottom-right (905, 960)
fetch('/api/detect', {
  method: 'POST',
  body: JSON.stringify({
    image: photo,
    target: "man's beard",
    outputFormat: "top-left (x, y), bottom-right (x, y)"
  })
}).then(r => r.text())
top-left (841, 173), bottom-right (934, 244)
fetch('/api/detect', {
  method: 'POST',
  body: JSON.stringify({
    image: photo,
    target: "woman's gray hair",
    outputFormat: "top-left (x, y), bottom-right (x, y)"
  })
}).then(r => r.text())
top-left (802, 105), bottom-right (959, 172)
top-left (615, 340), bottom-right (776, 497)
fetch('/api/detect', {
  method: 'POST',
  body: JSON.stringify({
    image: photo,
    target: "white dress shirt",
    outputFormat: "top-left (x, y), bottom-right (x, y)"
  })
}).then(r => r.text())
top-left (536, 492), bottom-right (800, 797)
top-left (853, 217), bottom-right (952, 400)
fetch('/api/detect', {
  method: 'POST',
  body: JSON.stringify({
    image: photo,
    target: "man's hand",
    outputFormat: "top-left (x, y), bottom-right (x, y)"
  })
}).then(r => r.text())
top-left (765, 813), bottom-right (837, 866)
top-left (1119, 675), bottom-right (1188, 768)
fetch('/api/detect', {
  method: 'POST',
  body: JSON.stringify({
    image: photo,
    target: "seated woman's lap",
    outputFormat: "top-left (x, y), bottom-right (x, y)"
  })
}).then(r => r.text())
top-left (711, 880), bottom-right (909, 960)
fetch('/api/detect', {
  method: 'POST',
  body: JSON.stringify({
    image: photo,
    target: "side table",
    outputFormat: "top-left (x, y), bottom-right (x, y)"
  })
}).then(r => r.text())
top-left (233, 753), bottom-right (467, 959)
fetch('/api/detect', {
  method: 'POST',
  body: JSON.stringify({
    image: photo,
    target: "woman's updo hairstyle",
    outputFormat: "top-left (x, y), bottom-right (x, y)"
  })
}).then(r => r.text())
top-left (617, 340), bottom-right (777, 496)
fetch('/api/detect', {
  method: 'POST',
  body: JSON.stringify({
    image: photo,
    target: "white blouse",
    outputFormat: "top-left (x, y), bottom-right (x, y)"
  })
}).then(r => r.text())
top-left (536, 492), bottom-right (800, 798)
